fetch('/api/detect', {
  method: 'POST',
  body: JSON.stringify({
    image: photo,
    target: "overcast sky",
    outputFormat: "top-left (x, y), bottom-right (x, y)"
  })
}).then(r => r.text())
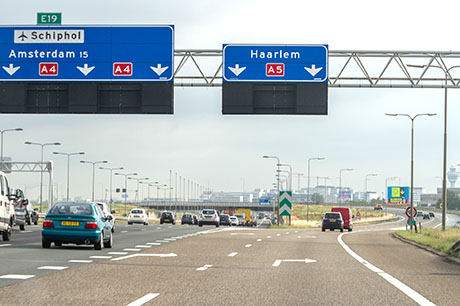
top-left (1, 0), bottom-right (460, 201)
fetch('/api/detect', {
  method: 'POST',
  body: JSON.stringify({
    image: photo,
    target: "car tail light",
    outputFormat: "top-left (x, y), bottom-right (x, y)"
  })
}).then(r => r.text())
top-left (214, 214), bottom-right (218, 218)
top-left (200, 213), bottom-right (203, 219)
top-left (43, 220), bottom-right (54, 228)
top-left (85, 221), bottom-right (97, 229)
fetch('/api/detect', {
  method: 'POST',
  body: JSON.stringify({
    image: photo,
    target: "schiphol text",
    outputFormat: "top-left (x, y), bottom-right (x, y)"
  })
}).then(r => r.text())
top-left (8, 49), bottom-right (88, 59)
top-left (250, 49), bottom-right (300, 59)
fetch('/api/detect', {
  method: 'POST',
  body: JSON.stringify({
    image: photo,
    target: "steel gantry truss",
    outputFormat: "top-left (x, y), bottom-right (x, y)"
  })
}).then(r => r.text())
top-left (173, 50), bottom-right (460, 88)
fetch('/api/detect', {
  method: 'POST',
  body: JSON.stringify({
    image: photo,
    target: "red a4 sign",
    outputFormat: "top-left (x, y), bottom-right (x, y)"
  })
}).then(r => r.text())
top-left (113, 63), bottom-right (133, 76)
top-left (39, 63), bottom-right (58, 76)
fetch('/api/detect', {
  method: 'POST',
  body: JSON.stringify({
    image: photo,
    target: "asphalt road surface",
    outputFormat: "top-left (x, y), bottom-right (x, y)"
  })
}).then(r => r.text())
top-left (0, 211), bottom-right (458, 305)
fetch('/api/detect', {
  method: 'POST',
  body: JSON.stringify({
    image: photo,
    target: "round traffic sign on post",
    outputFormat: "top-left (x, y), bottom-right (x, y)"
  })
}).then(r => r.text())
top-left (405, 206), bottom-right (417, 218)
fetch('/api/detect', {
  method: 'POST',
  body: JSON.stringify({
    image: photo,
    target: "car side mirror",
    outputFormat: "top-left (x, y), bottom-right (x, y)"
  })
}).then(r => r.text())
top-left (111, 210), bottom-right (116, 214)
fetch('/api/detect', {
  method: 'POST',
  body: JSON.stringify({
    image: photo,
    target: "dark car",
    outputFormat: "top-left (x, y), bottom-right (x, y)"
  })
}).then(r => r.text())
top-left (220, 214), bottom-right (231, 226)
top-left (42, 202), bottom-right (113, 250)
top-left (13, 189), bottom-right (27, 230)
top-left (25, 201), bottom-right (39, 225)
top-left (160, 211), bottom-right (175, 225)
top-left (423, 213), bottom-right (430, 220)
top-left (181, 213), bottom-right (194, 225)
top-left (429, 212), bottom-right (435, 218)
top-left (322, 212), bottom-right (344, 232)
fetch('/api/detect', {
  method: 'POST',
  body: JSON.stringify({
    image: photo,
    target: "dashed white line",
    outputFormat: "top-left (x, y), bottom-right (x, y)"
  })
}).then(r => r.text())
top-left (245, 244), bottom-right (252, 248)
top-left (164, 238), bottom-right (176, 241)
top-left (121, 230), bottom-right (128, 233)
top-left (68, 260), bottom-right (93, 263)
top-left (338, 233), bottom-right (435, 306)
top-left (37, 266), bottom-right (68, 270)
top-left (267, 236), bottom-right (272, 239)
top-left (123, 248), bottom-right (141, 252)
top-left (256, 239), bottom-right (262, 242)
top-left (276, 234), bottom-right (281, 237)
top-left (108, 252), bottom-right (128, 255)
top-left (228, 252), bottom-right (238, 257)
top-left (126, 293), bottom-right (160, 306)
top-left (90, 256), bottom-right (112, 259)
top-left (135, 245), bottom-right (152, 248)
top-left (196, 264), bottom-right (212, 271)
top-left (156, 240), bottom-right (169, 243)
top-left (0, 244), bottom-right (11, 247)
top-left (0, 274), bottom-right (35, 280)
top-left (146, 242), bottom-right (161, 245)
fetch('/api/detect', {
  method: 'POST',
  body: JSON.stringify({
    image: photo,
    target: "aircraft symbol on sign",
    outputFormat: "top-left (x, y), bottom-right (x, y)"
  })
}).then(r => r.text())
top-left (2, 64), bottom-right (20, 76)
top-left (228, 64), bottom-right (246, 76)
top-left (304, 65), bottom-right (323, 77)
top-left (17, 31), bottom-right (27, 41)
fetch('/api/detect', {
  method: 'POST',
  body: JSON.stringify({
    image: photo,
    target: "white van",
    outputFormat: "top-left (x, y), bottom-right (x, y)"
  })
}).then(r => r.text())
top-left (0, 171), bottom-right (14, 241)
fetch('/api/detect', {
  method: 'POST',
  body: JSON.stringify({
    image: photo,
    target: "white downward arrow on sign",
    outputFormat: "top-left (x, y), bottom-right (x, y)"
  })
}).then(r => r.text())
top-left (76, 64), bottom-right (95, 76)
top-left (304, 65), bottom-right (323, 77)
top-left (272, 258), bottom-right (317, 267)
top-left (228, 64), bottom-right (246, 76)
top-left (2, 64), bottom-right (20, 76)
top-left (150, 64), bottom-right (169, 76)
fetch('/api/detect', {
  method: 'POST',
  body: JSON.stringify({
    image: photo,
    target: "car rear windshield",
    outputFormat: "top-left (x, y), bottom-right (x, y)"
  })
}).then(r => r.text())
top-left (162, 212), bottom-right (172, 216)
top-left (49, 203), bottom-right (93, 215)
top-left (202, 210), bottom-right (215, 215)
top-left (325, 213), bottom-right (341, 218)
top-left (131, 210), bottom-right (144, 214)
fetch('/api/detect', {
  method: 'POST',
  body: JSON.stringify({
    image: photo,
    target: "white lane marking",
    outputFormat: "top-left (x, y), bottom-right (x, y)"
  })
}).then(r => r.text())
top-left (228, 252), bottom-right (238, 257)
top-left (146, 242), bottom-right (161, 245)
top-left (135, 245), bottom-right (152, 248)
top-left (338, 233), bottom-right (435, 306)
top-left (298, 236), bottom-right (317, 239)
top-left (245, 244), bottom-right (252, 248)
top-left (90, 256), bottom-right (112, 259)
top-left (286, 232), bottom-right (290, 234)
top-left (126, 293), bottom-right (160, 306)
top-left (196, 264), bottom-right (212, 271)
top-left (121, 230), bottom-right (128, 233)
top-left (156, 227), bottom-right (161, 229)
top-left (0, 274), bottom-right (35, 280)
top-left (267, 236), bottom-right (272, 239)
top-left (112, 253), bottom-right (177, 261)
top-left (272, 259), bottom-right (317, 267)
top-left (276, 234), bottom-right (281, 237)
top-left (156, 240), bottom-right (169, 243)
top-left (19, 230), bottom-right (32, 233)
top-left (230, 233), bottom-right (255, 236)
top-left (295, 231), bottom-right (298, 233)
top-left (68, 260), bottom-right (93, 263)
top-left (123, 248), bottom-right (141, 252)
top-left (37, 266), bottom-right (68, 270)
top-left (164, 238), bottom-right (176, 241)
top-left (0, 244), bottom-right (12, 247)
top-left (108, 252), bottom-right (128, 255)
top-left (256, 239), bottom-right (262, 242)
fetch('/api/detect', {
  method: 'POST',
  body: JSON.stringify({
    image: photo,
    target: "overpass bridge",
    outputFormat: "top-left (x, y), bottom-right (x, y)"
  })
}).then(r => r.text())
top-left (135, 201), bottom-right (274, 212)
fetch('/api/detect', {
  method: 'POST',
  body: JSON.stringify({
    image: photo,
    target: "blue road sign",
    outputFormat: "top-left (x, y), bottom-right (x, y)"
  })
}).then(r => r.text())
top-left (223, 44), bottom-right (328, 82)
top-left (0, 25), bottom-right (174, 81)
top-left (259, 198), bottom-right (271, 206)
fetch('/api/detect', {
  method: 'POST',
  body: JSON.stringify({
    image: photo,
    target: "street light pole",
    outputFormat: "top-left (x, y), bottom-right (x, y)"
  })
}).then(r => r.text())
top-left (263, 155), bottom-right (280, 225)
top-left (365, 173), bottom-right (378, 204)
top-left (25, 141), bottom-right (61, 212)
top-left (386, 112), bottom-right (436, 231)
top-left (0, 128), bottom-right (23, 166)
top-left (53, 151), bottom-right (85, 202)
top-left (114, 172), bottom-right (137, 216)
top-left (99, 166), bottom-right (124, 210)
top-left (80, 160), bottom-right (108, 202)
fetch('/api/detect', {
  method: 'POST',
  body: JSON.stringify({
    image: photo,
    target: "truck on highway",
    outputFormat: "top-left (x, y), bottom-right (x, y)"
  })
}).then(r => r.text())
top-left (237, 208), bottom-right (256, 227)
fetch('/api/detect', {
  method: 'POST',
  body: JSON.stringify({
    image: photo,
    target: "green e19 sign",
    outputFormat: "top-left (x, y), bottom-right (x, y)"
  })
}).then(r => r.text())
top-left (37, 13), bottom-right (62, 25)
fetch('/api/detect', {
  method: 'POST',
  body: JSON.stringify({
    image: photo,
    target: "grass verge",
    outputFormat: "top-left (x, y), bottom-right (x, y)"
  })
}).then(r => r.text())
top-left (395, 227), bottom-right (460, 259)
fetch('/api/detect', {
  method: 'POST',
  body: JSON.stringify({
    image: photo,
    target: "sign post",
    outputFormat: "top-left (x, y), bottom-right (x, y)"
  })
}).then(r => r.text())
top-left (279, 191), bottom-right (292, 225)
